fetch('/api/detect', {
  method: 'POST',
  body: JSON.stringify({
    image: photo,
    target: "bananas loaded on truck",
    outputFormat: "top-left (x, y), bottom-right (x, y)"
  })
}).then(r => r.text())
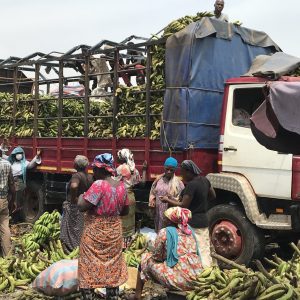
top-left (0, 12), bottom-right (228, 140)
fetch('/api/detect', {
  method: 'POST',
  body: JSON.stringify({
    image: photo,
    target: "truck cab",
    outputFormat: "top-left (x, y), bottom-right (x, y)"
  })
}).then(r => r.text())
top-left (207, 76), bottom-right (300, 265)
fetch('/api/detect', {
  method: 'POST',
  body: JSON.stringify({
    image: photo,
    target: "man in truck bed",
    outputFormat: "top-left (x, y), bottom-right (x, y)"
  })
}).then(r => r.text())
top-left (211, 0), bottom-right (228, 22)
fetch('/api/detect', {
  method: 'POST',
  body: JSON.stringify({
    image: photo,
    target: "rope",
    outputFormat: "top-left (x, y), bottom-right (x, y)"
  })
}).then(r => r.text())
top-left (166, 86), bottom-right (224, 93)
top-left (162, 119), bottom-right (220, 127)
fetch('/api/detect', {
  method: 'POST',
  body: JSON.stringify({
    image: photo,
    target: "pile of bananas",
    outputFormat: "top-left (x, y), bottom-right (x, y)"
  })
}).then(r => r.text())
top-left (123, 234), bottom-right (147, 268)
top-left (0, 90), bottom-right (162, 139)
top-left (0, 210), bottom-right (79, 294)
top-left (187, 243), bottom-right (300, 300)
top-left (115, 85), bottom-right (163, 139)
top-left (21, 211), bottom-right (61, 251)
top-left (187, 266), bottom-right (297, 300)
top-left (0, 245), bottom-right (78, 293)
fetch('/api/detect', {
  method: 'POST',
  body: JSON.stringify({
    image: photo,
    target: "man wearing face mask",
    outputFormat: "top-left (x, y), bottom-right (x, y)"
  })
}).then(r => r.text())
top-left (6, 147), bottom-right (41, 222)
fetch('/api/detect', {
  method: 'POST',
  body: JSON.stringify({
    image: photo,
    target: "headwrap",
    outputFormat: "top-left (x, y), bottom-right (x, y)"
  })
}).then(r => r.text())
top-left (164, 157), bottom-right (178, 168)
top-left (74, 155), bottom-right (89, 169)
top-left (8, 147), bottom-right (27, 184)
top-left (164, 207), bottom-right (200, 268)
top-left (117, 148), bottom-right (135, 173)
top-left (164, 207), bottom-right (192, 235)
top-left (92, 153), bottom-right (115, 175)
top-left (181, 160), bottom-right (202, 175)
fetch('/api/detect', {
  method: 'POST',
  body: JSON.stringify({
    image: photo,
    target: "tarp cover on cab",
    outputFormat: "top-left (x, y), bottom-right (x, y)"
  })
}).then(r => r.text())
top-left (161, 17), bottom-right (279, 150)
top-left (251, 81), bottom-right (300, 154)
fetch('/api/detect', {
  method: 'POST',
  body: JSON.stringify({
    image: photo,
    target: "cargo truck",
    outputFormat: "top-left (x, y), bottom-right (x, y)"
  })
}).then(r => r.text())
top-left (0, 18), bottom-right (298, 265)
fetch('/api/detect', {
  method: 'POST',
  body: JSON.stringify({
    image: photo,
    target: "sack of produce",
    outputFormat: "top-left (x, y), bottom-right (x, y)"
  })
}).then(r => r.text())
top-left (32, 259), bottom-right (78, 296)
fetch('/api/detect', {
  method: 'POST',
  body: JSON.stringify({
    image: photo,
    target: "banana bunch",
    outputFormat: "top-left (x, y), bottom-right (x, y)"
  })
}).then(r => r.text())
top-left (123, 234), bottom-right (148, 268)
top-left (129, 233), bottom-right (147, 251)
top-left (47, 239), bottom-right (79, 263)
top-left (21, 210), bottom-right (61, 251)
top-left (163, 12), bottom-right (214, 38)
top-left (124, 249), bottom-right (141, 268)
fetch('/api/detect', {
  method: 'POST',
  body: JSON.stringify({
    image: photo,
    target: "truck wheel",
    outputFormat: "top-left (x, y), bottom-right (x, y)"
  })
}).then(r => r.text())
top-left (208, 204), bottom-right (265, 267)
top-left (23, 181), bottom-right (44, 224)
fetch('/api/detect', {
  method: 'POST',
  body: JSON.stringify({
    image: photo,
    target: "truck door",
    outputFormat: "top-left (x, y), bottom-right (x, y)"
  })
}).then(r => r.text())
top-left (222, 84), bottom-right (292, 200)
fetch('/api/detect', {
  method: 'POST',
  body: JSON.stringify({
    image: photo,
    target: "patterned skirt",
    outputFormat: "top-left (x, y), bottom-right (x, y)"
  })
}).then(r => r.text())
top-left (60, 200), bottom-right (84, 252)
top-left (78, 214), bottom-right (128, 289)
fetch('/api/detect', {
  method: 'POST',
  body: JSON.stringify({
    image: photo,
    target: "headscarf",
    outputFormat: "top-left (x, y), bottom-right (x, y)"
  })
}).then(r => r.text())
top-left (181, 160), bottom-right (202, 175)
top-left (164, 207), bottom-right (192, 235)
top-left (74, 155), bottom-right (89, 170)
top-left (8, 147), bottom-right (27, 184)
top-left (92, 153), bottom-right (115, 175)
top-left (164, 157), bottom-right (178, 168)
top-left (117, 148), bottom-right (135, 173)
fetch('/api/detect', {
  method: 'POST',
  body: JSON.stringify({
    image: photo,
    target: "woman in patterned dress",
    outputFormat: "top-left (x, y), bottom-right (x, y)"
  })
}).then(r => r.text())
top-left (77, 153), bottom-right (129, 300)
top-left (130, 207), bottom-right (203, 299)
top-left (149, 157), bottom-right (184, 233)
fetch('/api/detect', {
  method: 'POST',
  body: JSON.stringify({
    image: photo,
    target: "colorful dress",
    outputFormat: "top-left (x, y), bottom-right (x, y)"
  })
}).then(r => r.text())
top-left (149, 175), bottom-right (184, 233)
top-left (140, 227), bottom-right (202, 291)
top-left (116, 163), bottom-right (140, 237)
top-left (78, 180), bottom-right (129, 289)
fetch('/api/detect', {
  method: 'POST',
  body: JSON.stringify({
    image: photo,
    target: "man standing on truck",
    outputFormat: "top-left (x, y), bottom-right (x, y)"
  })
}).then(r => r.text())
top-left (211, 0), bottom-right (228, 22)
top-left (0, 149), bottom-right (16, 256)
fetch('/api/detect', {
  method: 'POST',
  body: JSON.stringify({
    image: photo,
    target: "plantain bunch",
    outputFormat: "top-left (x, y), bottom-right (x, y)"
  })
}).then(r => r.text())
top-left (123, 233), bottom-right (148, 268)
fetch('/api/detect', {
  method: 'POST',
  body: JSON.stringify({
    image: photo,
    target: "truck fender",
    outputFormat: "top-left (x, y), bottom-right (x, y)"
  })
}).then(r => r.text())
top-left (207, 172), bottom-right (265, 225)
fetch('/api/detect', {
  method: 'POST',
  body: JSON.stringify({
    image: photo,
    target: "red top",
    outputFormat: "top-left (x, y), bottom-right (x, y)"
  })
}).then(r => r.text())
top-left (83, 180), bottom-right (129, 216)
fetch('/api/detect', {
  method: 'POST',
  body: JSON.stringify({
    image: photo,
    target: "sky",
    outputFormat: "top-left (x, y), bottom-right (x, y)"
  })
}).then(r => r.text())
top-left (0, 0), bottom-right (299, 59)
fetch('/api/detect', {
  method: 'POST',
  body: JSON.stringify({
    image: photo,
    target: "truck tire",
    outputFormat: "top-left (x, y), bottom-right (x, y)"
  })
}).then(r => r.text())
top-left (208, 204), bottom-right (265, 267)
top-left (22, 181), bottom-right (44, 224)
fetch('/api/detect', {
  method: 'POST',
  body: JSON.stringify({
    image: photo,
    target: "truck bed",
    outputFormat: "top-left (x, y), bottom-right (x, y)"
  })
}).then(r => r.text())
top-left (11, 137), bottom-right (218, 179)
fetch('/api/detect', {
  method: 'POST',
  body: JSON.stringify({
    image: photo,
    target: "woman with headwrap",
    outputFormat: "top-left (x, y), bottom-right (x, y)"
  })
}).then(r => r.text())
top-left (161, 160), bottom-right (216, 268)
top-left (60, 155), bottom-right (93, 252)
top-left (130, 207), bottom-right (202, 300)
top-left (149, 157), bottom-right (184, 233)
top-left (77, 153), bottom-right (129, 300)
top-left (6, 147), bottom-right (41, 222)
top-left (116, 149), bottom-right (147, 246)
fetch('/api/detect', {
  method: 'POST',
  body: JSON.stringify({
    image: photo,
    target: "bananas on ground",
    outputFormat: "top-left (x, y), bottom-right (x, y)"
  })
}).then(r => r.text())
top-left (187, 266), bottom-right (298, 300)
top-left (21, 210), bottom-right (61, 250)
top-left (187, 242), bottom-right (300, 300)
top-left (123, 233), bottom-right (148, 268)
top-left (0, 209), bottom-right (80, 293)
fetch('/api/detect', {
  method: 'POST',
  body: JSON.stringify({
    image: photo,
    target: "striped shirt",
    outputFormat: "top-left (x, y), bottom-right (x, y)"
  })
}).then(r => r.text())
top-left (0, 157), bottom-right (13, 198)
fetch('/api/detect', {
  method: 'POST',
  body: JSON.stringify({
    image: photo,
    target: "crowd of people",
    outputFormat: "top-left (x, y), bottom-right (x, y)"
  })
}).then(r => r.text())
top-left (0, 141), bottom-right (216, 300)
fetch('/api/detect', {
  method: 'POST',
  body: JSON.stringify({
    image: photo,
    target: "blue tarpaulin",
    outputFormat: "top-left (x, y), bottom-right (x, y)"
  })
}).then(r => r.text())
top-left (161, 17), bottom-right (280, 150)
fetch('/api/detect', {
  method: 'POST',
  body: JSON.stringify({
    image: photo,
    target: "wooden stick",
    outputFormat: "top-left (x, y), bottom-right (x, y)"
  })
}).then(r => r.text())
top-left (290, 242), bottom-right (300, 256)
top-left (254, 260), bottom-right (280, 284)
top-left (211, 252), bottom-right (249, 273)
